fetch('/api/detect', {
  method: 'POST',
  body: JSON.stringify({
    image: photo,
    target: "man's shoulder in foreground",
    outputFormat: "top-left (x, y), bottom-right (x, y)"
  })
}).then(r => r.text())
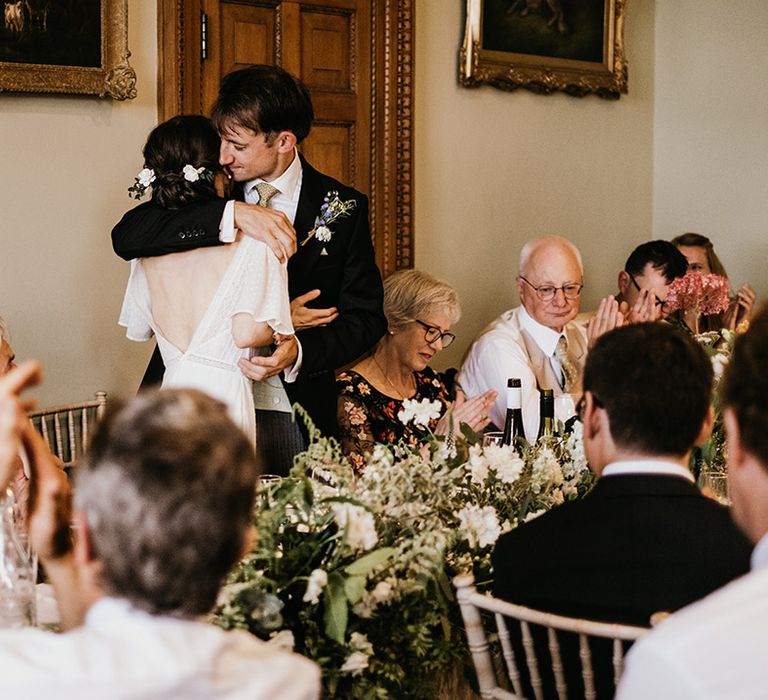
top-left (0, 600), bottom-right (320, 700)
top-left (491, 473), bottom-right (751, 616)
top-left (618, 564), bottom-right (768, 699)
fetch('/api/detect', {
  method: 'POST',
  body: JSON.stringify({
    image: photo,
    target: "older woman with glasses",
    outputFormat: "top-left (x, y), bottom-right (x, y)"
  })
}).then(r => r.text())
top-left (337, 269), bottom-right (496, 471)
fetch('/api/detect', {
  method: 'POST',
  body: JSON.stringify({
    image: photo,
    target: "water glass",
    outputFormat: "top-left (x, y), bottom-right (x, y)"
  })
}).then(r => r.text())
top-left (482, 431), bottom-right (504, 448)
top-left (554, 394), bottom-right (577, 424)
top-left (699, 471), bottom-right (729, 505)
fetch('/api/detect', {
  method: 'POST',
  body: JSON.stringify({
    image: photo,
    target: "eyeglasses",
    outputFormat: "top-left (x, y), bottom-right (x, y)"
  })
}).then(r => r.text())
top-left (414, 319), bottom-right (455, 348)
top-left (627, 272), bottom-right (669, 311)
top-left (519, 276), bottom-right (583, 301)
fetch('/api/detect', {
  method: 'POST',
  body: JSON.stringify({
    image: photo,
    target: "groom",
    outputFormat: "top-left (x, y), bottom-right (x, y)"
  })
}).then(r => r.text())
top-left (112, 65), bottom-right (386, 472)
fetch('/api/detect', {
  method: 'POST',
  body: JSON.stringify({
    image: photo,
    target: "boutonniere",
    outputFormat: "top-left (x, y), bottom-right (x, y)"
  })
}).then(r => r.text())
top-left (300, 190), bottom-right (357, 247)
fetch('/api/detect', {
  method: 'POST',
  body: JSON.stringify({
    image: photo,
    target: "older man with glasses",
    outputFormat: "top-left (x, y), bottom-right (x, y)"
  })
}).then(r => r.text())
top-left (460, 236), bottom-right (591, 439)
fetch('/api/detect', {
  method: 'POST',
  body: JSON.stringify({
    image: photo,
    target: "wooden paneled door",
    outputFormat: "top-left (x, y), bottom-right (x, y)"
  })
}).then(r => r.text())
top-left (157, 0), bottom-right (414, 276)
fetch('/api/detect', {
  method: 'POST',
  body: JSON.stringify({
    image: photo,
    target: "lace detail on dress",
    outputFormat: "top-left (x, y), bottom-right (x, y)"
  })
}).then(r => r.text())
top-left (336, 367), bottom-right (452, 473)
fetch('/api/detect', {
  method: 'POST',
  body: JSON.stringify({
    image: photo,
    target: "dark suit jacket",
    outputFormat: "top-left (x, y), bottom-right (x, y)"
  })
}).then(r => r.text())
top-left (492, 472), bottom-right (752, 698)
top-left (111, 155), bottom-right (386, 437)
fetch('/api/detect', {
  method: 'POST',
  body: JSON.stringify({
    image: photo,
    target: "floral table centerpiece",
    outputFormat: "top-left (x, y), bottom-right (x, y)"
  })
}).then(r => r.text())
top-left (216, 408), bottom-right (594, 698)
top-left (665, 272), bottom-right (749, 482)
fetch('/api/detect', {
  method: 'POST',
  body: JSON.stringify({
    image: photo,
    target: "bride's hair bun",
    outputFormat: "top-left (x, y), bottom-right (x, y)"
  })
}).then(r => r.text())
top-left (142, 115), bottom-right (222, 209)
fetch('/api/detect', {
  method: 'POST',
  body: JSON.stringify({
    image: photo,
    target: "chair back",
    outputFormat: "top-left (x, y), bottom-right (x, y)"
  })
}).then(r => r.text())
top-left (454, 573), bottom-right (648, 700)
top-left (28, 392), bottom-right (107, 469)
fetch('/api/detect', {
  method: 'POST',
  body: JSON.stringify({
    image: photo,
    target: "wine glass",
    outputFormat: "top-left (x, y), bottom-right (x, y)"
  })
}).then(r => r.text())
top-left (554, 394), bottom-right (577, 424)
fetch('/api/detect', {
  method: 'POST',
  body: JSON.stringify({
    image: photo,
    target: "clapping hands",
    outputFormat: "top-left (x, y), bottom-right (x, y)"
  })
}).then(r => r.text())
top-left (435, 389), bottom-right (497, 437)
top-left (0, 361), bottom-right (41, 492)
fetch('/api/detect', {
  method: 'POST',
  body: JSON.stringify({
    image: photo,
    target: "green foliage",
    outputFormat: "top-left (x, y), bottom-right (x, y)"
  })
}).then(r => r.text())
top-left (215, 412), bottom-right (592, 697)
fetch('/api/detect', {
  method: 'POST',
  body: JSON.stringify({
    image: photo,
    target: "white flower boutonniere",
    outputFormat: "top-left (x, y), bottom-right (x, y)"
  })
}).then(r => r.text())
top-left (300, 190), bottom-right (357, 247)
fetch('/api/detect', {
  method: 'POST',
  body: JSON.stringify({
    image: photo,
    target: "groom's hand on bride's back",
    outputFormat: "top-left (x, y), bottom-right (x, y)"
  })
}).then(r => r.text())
top-left (233, 202), bottom-right (297, 262)
top-left (238, 335), bottom-right (299, 381)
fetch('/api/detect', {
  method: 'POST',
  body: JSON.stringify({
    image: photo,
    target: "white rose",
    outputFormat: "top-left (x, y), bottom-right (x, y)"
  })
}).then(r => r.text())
top-left (485, 444), bottom-right (525, 484)
top-left (333, 503), bottom-right (378, 551)
top-left (137, 167), bottom-right (155, 187)
top-left (182, 164), bottom-right (204, 182)
top-left (349, 631), bottom-right (374, 654)
top-left (467, 444), bottom-right (490, 484)
top-left (340, 651), bottom-right (370, 676)
top-left (371, 580), bottom-right (393, 604)
top-left (398, 397), bottom-right (442, 427)
top-left (456, 505), bottom-right (502, 549)
top-left (302, 568), bottom-right (328, 605)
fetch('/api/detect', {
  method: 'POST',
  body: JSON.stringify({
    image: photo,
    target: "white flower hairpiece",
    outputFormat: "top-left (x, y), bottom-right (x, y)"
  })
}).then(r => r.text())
top-left (128, 164), bottom-right (214, 199)
top-left (128, 167), bottom-right (155, 199)
top-left (183, 164), bottom-right (206, 182)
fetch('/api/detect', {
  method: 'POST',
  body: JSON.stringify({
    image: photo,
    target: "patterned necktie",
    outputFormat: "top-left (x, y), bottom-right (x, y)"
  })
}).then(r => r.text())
top-left (554, 335), bottom-right (578, 392)
top-left (254, 182), bottom-right (280, 208)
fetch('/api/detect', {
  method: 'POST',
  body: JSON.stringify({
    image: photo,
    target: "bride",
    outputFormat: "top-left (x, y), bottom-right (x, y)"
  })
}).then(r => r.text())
top-left (117, 115), bottom-right (293, 442)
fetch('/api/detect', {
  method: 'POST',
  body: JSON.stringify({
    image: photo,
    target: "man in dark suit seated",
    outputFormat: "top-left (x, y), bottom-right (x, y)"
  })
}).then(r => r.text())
top-left (492, 322), bottom-right (751, 698)
top-left (111, 65), bottom-right (386, 474)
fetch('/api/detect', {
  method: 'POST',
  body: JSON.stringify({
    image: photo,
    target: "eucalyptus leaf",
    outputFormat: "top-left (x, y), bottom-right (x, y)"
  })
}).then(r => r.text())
top-left (323, 573), bottom-right (349, 643)
top-left (344, 547), bottom-right (396, 576)
top-left (344, 574), bottom-right (366, 605)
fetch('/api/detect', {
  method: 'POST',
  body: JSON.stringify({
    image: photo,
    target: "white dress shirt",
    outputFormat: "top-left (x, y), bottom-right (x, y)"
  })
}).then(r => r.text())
top-left (602, 459), bottom-right (695, 483)
top-left (459, 305), bottom-right (587, 438)
top-left (617, 533), bottom-right (768, 699)
top-left (0, 597), bottom-right (320, 700)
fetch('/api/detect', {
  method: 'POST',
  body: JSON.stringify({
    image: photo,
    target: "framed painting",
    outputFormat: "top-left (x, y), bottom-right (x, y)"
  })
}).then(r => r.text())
top-left (0, 0), bottom-right (136, 99)
top-left (460, 0), bottom-right (627, 99)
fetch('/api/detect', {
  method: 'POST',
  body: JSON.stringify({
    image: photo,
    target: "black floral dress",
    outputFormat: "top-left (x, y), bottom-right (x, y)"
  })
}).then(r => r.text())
top-left (336, 367), bottom-right (453, 472)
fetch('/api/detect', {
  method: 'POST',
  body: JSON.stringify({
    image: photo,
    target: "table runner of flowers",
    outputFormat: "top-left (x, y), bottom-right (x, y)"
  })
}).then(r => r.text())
top-left (216, 412), bottom-right (594, 698)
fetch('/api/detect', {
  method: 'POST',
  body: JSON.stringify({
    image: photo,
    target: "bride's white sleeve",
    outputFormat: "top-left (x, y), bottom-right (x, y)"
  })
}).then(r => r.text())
top-left (118, 260), bottom-right (155, 342)
top-left (232, 239), bottom-right (294, 336)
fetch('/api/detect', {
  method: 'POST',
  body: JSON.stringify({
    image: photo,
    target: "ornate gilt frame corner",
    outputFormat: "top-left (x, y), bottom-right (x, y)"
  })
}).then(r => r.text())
top-left (0, 0), bottom-right (136, 100)
top-left (460, 0), bottom-right (627, 99)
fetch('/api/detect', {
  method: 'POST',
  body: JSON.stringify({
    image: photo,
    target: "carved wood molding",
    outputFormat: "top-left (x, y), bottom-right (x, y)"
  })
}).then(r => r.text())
top-left (157, 0), bottom-right (414, 275)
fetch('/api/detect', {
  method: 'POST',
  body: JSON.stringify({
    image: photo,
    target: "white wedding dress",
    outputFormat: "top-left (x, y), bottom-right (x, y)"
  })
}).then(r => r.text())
top-left (119, 237), bottom-right (293, 443)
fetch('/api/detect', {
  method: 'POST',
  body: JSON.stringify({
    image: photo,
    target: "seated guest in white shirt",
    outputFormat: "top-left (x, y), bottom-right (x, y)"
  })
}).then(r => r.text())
top-left (618, 306), bottom-right (768, 700)
top-left (0, 378), bottom-right (320, 700)
top-left (459, 236), bottom-right (589, 438)
top-left (492, 322), bottom-right (751, 699)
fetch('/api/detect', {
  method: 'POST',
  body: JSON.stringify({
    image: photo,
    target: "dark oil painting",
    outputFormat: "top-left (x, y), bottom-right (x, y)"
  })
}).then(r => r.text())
top-left (1, 0), bottom-right (101, 67)
top-left (482, 0), bottom-right (605, 64)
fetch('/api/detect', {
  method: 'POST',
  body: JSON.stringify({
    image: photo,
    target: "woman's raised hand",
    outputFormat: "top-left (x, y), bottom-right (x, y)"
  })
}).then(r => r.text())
top-left (436, 389), bottom-right (497, 436)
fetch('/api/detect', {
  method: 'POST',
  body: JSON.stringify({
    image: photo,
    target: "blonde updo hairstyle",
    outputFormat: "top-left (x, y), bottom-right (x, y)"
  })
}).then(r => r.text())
top-left (383, 269), bottom-right (461, 333)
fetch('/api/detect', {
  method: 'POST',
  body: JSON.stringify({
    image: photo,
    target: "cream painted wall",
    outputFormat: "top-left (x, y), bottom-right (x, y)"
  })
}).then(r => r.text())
top-left (652, 0), bottom-right (768, 298)
top-left (1, 0), bottom-right (157, 406)
top-left (3, 1), bottom-right (765, 407)
top-left (415, 0), bottom-right (656, 372)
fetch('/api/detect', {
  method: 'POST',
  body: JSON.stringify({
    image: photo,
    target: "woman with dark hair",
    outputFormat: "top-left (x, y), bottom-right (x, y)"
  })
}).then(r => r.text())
top-left (118, 116), bottom-right (293, 442)
top-left (671, 232), bottom-right (756, 331)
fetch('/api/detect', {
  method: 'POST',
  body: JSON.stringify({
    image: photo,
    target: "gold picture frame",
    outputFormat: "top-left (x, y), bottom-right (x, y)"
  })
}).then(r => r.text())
top-left (460, 0), bottom-right (627, 99)
top-left (0, 0), bottom-right (136, 100)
